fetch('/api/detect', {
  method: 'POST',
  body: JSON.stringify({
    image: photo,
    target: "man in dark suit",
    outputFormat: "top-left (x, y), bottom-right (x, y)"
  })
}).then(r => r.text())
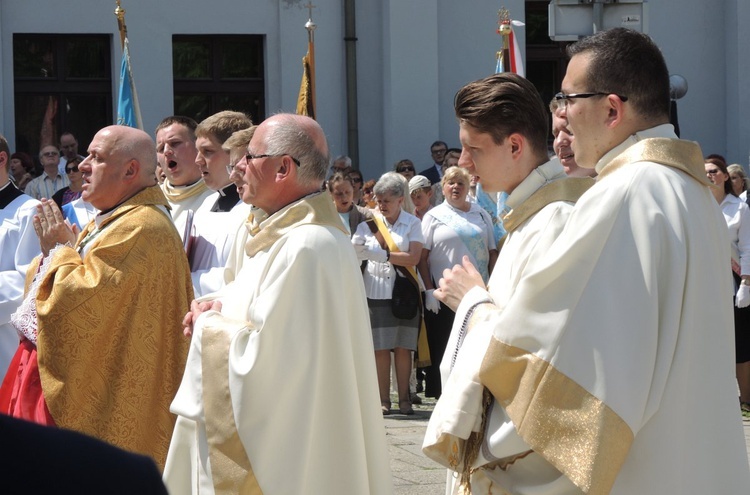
top-left (418, 140), bottom-right (448, 185)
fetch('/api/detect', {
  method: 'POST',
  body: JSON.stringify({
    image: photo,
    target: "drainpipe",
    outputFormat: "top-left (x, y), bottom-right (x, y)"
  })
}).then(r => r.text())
top-left (343, 0), bottom-right (359, 167)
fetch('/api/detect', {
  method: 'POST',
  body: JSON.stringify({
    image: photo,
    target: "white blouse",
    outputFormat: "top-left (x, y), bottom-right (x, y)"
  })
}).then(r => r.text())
top-left (720, 193), bottom-right (750, 276)
top-left (352, 210), bottom-right (424, 299)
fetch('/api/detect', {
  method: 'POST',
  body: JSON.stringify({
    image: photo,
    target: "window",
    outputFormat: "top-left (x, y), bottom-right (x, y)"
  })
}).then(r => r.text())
top-left (13, 34), bottom-right (112, 157)
top-left (172, 35), bottom-right (265, 124)
top-left (523, 1), bottom-right (572, 145)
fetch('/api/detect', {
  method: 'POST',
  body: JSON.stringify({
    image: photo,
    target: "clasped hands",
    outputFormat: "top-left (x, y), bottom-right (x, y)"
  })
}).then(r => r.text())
top-left (182, 299), bottom-right (222, 337)
top-left (434, 255), bottom-right (486, 312)
top-left (33, 199), bottom-right (79, 256)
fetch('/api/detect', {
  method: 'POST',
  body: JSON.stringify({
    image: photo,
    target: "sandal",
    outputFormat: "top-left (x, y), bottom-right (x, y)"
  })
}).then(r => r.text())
top-left (381, 401), bottom-right (392, 416)
top-left (399, 400), bottom-right (414, 415)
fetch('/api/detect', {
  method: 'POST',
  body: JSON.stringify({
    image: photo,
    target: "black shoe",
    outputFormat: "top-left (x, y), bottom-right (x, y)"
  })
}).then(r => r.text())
top-left (410, 393), bottom-right (422, 405)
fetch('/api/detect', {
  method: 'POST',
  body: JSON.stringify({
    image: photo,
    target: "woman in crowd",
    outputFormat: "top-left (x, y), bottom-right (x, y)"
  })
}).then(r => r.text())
top-left (728, 164), bottom-right (749, 202)
top-left (706, 156), bottom-right (750, 412)
top-left (352, 172), bottom-right (424, 415)
top-left (327, 172), bottom-right (371, 237)
top-left (394, 159), bottom-right (416, 181)
top-left (9, 152), bottom-right (35, 191)
top-left (361, 179), bottom-right (377, 209)
top-left (52, 157), bottom-right (83, 209)
top-left (417, 166), bottom-right (498, 399)
top-left (347, 168), bottom-right (365, 206)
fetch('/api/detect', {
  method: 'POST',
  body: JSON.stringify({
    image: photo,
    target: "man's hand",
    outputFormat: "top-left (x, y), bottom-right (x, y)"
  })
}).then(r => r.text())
top-left (434, 255), bottom-right (486, 312)
top-left (33, 199), bottom-right (78, 256)
top-left (182, 299), bottom-right (222, 337)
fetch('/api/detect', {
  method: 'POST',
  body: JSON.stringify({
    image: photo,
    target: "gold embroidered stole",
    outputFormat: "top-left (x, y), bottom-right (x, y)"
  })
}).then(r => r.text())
top-left (202, 320), bottom-right (263, 495)
top-left (244, 192), bottom-right (348, 258)
top-left (597, 137), bottom-right (709, 186)
top-left (477, 137), bottom-right (703, 494)
top-left (161, 178), bottom-right (210, 203)
top-left (501, 177), bottom-right (595, 235)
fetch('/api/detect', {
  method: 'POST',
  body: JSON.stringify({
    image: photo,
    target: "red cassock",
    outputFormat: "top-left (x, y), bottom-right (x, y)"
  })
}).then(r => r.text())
top-left (0, 338), bottom-right (55, 426)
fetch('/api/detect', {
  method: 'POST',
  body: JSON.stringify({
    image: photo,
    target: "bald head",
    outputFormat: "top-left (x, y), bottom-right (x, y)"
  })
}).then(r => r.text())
top-left (103, 125), bottom-right (159, 181)
top-left (80, 125), bottom-right (159, 210)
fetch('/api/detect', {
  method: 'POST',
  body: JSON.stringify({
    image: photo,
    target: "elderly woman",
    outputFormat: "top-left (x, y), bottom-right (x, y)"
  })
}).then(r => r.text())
top-left (728, 164), bottom-right (749, 202)
top-left (706, 156), bottom-right (750, 412)
top-left (417, 166), bottom-right (498, 399)
top-left (352, 172), bottom-right (424, 415)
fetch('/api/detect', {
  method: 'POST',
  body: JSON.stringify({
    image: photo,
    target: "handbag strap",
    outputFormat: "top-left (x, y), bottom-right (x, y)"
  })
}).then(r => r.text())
top-left (370, 214), bottom-right (422, 289)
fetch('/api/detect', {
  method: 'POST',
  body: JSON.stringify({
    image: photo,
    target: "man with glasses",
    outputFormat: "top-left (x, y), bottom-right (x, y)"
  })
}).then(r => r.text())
top-left (24, 145), bottom-right (69, 200)
top-left (419, 140), bottom-right (448, 186)
top-left (430, 28), bottom-right (750, 493)
top-left (165, 113), bottom-right (392, 495)
top-left (189, 111), bottom-right (252, 296)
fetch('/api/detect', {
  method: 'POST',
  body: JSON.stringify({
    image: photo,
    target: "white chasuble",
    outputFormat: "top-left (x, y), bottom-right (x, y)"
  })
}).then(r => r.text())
top-left (426, 126), bottom-right (750, 494)
top-left (164, 192), bottom-right (393, 495)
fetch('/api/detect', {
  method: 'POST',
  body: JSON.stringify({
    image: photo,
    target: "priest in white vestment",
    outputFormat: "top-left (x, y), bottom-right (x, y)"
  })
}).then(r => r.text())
top-left (0, 137), bottom-right (40, 382)
top-left (425, 29), bottom-right (750, 494)
top-left (188, 112), bottom-right (253, 296)
top-left (421, 74), bottom-right (592, 494)
top-left (164, 114), bottom-right (393, 495)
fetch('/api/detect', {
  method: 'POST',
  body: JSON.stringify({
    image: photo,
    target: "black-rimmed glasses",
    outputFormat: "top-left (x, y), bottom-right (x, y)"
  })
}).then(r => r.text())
top-left (247, 153), bottom-right (301, 167)
top-left (553, 92), bottom-right (628, 109)
top-left (226, 153), bottom-right (301, 175)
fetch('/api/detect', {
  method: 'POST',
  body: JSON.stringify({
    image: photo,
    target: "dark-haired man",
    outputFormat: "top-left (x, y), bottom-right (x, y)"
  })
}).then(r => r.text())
top-left (428, 28), bottom-right (749, 493)
top-left (421, 71), bottom-right (592, 493)
top-left (419, 140), bottom-right (448, 185)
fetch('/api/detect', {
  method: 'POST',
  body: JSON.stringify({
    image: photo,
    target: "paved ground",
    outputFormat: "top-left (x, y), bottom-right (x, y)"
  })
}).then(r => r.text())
top-left (385, 393), bottom-right (750, 494)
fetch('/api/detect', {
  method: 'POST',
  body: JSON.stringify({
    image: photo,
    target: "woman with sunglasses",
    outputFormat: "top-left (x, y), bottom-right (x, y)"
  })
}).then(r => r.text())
top-left (705, 155), bottom-right (750, 413)
top-left (51, 157), bottom-right (83, 209)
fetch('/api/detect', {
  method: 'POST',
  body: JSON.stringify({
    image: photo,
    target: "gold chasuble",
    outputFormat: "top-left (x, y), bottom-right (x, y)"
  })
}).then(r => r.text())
top-left (35, 185), bottom-right (192, 470)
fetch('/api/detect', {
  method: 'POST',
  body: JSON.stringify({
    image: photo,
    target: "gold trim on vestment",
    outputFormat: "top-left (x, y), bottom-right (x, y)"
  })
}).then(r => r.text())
top-left (161, 178), bottom-right (210, 203)
top-left (244, 192), bottom-right (348, 258)
top-left (597, 138), bottom-right (710, 187)
top-left (202, 320), bottom-right (263, 495)
top-left (480, 337), bottom-right (632, 494)
top-left (501, 177), bottom-right (594, 234)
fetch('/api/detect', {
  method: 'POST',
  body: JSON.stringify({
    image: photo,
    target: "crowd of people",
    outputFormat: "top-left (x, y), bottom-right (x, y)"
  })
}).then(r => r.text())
top-left (0, 26), bottom-right (749, 494)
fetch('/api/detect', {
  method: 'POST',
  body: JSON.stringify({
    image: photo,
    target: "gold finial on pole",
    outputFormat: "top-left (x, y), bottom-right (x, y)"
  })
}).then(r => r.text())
top-left (495, 6), bottom-right (511, 72)
top-left (115, 0), bottom-right (127, 50)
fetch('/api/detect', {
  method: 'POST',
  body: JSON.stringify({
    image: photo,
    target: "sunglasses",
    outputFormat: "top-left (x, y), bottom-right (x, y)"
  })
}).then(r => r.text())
top-left (706, 169), bottom-right (721, 175)
top-left (398, 166), bottom-right (415, 173)
top-left (350, 176), bottom-right (363, 183)
top-left (66, 166), bottom-right (79, 173)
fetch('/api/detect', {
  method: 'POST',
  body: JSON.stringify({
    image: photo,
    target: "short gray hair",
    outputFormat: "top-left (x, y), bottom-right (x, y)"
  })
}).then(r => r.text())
top-left (264, 116), bottom-right (330, 185)
top-left (374, 171), bottom-right (407, 198)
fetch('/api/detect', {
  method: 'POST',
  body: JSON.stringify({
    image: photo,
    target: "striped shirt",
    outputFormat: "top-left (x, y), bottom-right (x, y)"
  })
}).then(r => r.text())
top-left (24, 171), bottom-right (70, 200)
